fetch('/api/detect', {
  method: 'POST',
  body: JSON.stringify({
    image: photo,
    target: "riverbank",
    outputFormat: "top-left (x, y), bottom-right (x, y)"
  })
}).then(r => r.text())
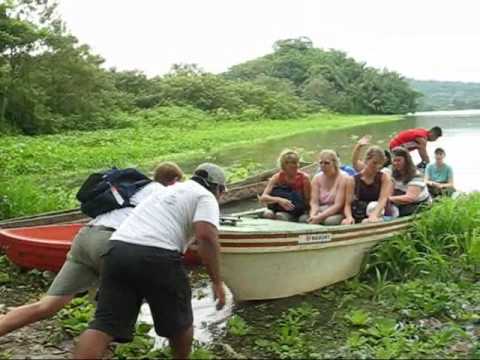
top-left (1, 194), bottom-right (480, 359)
top-left (0, 110), bottom-right (399, 218)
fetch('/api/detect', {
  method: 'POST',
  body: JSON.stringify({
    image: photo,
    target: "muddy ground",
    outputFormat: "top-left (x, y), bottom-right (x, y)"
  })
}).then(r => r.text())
top-left (0, 261), bottom-right (76, 359)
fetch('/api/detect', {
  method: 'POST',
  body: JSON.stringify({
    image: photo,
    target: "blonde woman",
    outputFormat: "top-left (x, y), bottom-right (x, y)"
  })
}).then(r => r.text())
top-left (309, 150), bottom-right (347, 225)
top-left (260, 150), bottom-right (311, 222)
top-left (343, 146), bottom-right (392, 224)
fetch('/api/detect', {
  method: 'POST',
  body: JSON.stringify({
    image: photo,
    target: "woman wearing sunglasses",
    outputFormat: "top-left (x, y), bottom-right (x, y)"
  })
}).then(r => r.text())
top-left (308, 150), bottom-right (347, 225)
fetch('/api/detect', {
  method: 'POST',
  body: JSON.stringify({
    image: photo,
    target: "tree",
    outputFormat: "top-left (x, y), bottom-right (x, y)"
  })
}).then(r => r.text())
top-left (0, 0), bottom-right (49, 130)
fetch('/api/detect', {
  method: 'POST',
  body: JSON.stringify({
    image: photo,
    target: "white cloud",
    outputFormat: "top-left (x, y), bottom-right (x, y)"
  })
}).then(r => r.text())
top-left (57, 0), bottom-right (480, 81)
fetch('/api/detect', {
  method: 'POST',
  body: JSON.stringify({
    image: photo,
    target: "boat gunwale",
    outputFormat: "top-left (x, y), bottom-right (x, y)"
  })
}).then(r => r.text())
top-left (0, 224), bottom-right (83, 248)
top-left (219, 223), bottom-right (409, 250)
top-left (220, 221), bottom-right (410, 243)
top-left (220, 229), bottom-right (405, 253)
top-left (219, 215), bottom-right (414, 238)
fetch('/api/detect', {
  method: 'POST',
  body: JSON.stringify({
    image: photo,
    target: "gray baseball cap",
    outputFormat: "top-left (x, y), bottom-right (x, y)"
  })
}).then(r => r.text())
top-left (194, 163), bottom-right (226, 187)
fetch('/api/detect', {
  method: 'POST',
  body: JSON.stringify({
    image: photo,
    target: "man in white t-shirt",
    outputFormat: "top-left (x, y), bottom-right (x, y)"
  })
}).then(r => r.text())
top-left (73, 163), bottom-right (227, 360)
top-left (0, 162), bottom-right (183, 339)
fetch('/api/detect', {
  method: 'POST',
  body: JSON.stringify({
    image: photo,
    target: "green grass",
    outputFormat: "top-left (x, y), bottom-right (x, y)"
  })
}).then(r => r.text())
top-left (363, 193), bottom-right (480, 282)
top-left (0, 107), bottom-right (398, 218)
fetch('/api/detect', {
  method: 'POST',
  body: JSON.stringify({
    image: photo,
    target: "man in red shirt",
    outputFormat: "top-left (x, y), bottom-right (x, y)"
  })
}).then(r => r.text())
top-left (389, 126), bottom-right (442, 168)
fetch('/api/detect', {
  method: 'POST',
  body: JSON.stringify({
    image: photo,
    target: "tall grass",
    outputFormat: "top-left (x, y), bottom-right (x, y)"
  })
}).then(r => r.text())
top-left (363, 193), bottom-right (480, 281)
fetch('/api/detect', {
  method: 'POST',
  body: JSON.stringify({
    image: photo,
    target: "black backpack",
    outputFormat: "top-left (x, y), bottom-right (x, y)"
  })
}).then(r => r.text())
top-left (267, 184), bottom-right (307, 217)
top-left (76, 168), bottom-right (151, 218)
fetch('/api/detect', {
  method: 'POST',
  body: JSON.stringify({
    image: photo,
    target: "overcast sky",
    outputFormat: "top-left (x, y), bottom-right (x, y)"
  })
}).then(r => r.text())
top-left (57, 0), bottom-right (480, 82)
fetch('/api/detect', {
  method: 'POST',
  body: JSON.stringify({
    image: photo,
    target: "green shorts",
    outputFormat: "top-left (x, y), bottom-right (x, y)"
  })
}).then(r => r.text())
top-left (47, 225), bottom-right (114, 296)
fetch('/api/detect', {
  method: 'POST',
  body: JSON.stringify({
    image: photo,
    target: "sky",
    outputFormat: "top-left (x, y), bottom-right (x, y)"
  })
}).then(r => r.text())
top-left (57, 0), bottom-right (480, 82)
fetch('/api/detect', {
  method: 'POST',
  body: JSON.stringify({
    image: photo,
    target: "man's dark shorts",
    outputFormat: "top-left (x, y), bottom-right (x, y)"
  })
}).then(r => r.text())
top-left (89, 240), bottom-right (193, 342)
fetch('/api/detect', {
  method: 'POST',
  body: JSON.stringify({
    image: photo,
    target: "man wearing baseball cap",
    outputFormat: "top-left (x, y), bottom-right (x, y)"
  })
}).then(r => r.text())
top-left (74, 163), bottom-right (226, 359)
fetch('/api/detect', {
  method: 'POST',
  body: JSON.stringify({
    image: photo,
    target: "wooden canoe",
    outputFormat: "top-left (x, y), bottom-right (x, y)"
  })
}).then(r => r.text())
top-left (218, 216), bottom-right (413, 301)
top-left (0, 162), bottom-right (318, 229)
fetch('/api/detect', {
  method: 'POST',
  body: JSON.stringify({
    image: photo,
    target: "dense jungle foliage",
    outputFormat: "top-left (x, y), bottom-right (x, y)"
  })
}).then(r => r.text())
top-left (410, 80), bottom-right (480, 111)
top-left (1, 1), bottom-right (420, 136)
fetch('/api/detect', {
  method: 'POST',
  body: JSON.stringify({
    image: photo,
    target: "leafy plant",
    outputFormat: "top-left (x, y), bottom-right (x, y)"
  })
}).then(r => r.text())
top-left (345, 309), bottom-right (370, 326)
top-left (227, 315), bottom-right (250, 337)
top-left (114, 323), bottom-right (155, 360)
top-left (56, 296), bottom-right (94, 336)
top-left (346, 333), bottom-right (369, 349)
top-left (0, 271), bottom-right (10, 285)
top-left (361, 318), bottom-right (397, 338)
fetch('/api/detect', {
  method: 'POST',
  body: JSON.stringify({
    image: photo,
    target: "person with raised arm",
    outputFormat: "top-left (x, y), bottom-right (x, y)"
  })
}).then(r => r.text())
top-left (343, 146), bottom-right (392, 224)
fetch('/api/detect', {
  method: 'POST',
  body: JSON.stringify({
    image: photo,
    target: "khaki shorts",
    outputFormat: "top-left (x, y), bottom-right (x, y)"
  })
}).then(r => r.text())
top-left (47, 226), bottom-right (114, 296)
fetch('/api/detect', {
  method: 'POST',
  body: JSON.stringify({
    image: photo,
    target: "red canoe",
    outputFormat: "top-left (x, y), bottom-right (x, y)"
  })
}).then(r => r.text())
top-left (0, 224), bottom-right (201, 273)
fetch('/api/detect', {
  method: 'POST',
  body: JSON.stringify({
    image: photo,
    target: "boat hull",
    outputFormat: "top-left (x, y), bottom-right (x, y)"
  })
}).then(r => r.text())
top-left (219, 217), bottom-right (411, 301)
top-left (0, 224), bottom-right (200, 272)
top-left (0, 224), bottom-right (84, 273)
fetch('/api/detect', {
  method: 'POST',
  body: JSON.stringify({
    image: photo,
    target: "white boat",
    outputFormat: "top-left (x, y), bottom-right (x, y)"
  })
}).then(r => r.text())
top-left (218, 216), bottom-right (412, 301)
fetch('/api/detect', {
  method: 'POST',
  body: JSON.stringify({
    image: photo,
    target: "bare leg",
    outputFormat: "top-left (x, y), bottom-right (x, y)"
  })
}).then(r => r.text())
top-left (169, 325), bottom-right (193, 359)
top-left (0, 295), bottom-right (73, 336)
top-left (73, 329), bottom-right (113, 359)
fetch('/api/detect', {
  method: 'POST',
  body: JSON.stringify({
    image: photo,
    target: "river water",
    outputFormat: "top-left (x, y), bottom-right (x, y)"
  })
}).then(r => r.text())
top-left (144, 110), bottom-right (480, 346)
top-left (198, 109), bottom-right (480, 193)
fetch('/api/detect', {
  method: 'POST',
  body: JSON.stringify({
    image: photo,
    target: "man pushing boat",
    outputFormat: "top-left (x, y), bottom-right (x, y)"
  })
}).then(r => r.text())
top-left (0, 162), bottom-right (182, 340)
top-left (73, 163), bottom-right (227, 359)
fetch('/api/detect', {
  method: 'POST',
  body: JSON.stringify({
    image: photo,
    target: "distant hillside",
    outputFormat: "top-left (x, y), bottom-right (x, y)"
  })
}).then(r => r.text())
top-left (410, 80), bottom-right (480, 111)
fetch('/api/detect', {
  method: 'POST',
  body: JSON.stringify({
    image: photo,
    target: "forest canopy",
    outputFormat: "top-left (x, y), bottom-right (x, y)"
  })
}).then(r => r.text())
top-left (1, 1), bottom-right (421, 135)
top-left (409, 79), bottom-right (480, 111)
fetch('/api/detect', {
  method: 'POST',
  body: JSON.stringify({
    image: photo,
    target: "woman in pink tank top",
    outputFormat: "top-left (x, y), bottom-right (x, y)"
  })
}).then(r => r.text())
top-left (309, 150), bottom-right (348, 225)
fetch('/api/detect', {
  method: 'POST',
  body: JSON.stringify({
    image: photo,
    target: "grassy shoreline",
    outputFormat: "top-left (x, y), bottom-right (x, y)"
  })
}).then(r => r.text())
top-left (0, 110), bottom-right (399, 218)
top-left (2, 195), bottom-right (479, 359)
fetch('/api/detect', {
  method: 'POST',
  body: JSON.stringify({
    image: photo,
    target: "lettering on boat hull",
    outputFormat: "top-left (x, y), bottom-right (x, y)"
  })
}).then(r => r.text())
top-left (298, 233), bottom-right (332, 244)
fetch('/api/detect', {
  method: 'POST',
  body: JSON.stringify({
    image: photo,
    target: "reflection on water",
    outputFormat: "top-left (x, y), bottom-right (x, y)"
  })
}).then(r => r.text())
top-left (138, 285), bottom-right (234, 347)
